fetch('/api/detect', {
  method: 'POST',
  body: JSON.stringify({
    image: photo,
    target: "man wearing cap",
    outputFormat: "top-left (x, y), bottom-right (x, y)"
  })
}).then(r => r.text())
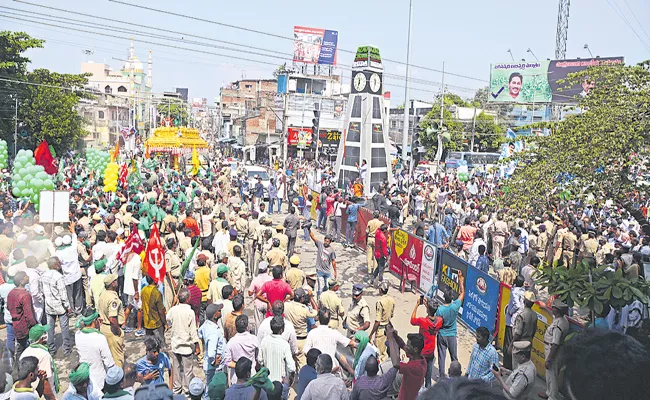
top-left (246, 211), bottom-right (260, 274)
top-left (370, 281), bottom-right (395, 362)
top-left (273, 225), bottom-right (289, 254)
top-left (248, 261), bottom-right (272, 329)
top-left (226, 229), bottom-right (240, 257)
top-left (98, 273), bottom-right (125, 368)
top-left (167, 288), bottom-right (201, 395)
top-left (285, 256), bottom-right (305, 290)
top-left (90, 214), bottom-right (107, 244)
top-left (55, 234), bottom-right (84, 315)
top-left (302, 268), bottom-right (317, 300)
top-left (199, 303), bottom-right (226, 391)
top-left (539, 299), bottom-right (569, 400)
top-left (20, 324), bottom-right (58, 396)
top-left (39, 256), bottom-right (72, 356)
top-left (207, 264), bottom-right (230, 304)
top-left (283, 207), bottom-right (300, 258)
top-left (366, 211), bottom-right (383, 276)
top-left (64, 362), bottom-right (95, 400)
top-left (510, 291), bottom-right (537, 370)
top-left (28, 225), bottom-right (55, 264)
top-left (346, 284), bottom-right (371, 337)
top-left (284, 288), bottom-right (318, 365)
top-left (8, 271), bottom-right (37, 362)
top-left (75, 308), bottom-right (114, 392)
top-left (494, 341), bottom-right (536, 400)
top-left (318, 279), bottom-right (344, 329)
top-left (187, 377), bottom-right (205, 400)
top-left (102, 366), bottom-right (130, 400)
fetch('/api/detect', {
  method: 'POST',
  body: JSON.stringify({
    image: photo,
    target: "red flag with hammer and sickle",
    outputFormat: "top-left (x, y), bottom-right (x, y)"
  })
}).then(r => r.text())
top-left (119, 163), bottom-right (128, 186)
top-left (143, 223), bottom-right (166, 284)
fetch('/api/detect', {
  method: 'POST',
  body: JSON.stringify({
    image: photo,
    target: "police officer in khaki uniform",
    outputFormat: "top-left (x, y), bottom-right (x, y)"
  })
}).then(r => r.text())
top-left (285, 255), bottom-right (305, 290)
top-left (366, 212), bottom-right (383, 275)
top-left (345, 284), bottom-right (371, 337)
top-left (319, 279), bottom-right (345, 328)
top-left (494, 341), bottom-right (536, 400)
top-left (284, 288), bottom-right (318, 366)
top-left (579, 231), bottom-right (598, 267)
top-left (302, 268), bottom-right (318, 300)
top-left (511, 291), bottom-right (537, 369)
top-left (561, 227), bottom-right (578, 268)
top-left (540, 299), bottom-right (569, 400)
top-left (273, 225), bottom-right (289, 254)
top-left (98, 273), bottom-right (126, 368)
top-left (266, 238), bottom-right (286, 268)
top-left (370, 281), bottom-right (395, 362)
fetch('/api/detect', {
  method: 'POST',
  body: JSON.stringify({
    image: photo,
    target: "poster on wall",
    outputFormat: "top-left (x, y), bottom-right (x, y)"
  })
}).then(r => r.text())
top-left (419, 243), bottom-right (437, 293)
top-left (461, 266), bottom-right (500, 334)
top-left (293, 26), bottom-right (338, 65)
top-left (287, 127), bottom-right (313, 146)
top-left (389, 230), bottom-right (423, 286)
top-left (548, 57), bottom-right (624, 103)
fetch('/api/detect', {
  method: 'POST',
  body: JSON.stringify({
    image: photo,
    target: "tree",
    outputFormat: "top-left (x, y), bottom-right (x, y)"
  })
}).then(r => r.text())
top-left (474, 111), bottom-right (506, 152)
top-left (19, 69), bottom-right (92, 155)
top-left (157, 100), bottom-right (188, 125)
top-left (0, 31), bottom-right (44, 151)
top-left (497, 61), bottom-right (650, 220)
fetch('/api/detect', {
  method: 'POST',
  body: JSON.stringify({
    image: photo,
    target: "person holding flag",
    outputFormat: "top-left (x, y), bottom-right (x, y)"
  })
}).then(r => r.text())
top-left (191, 146), bottom-right (201, 176)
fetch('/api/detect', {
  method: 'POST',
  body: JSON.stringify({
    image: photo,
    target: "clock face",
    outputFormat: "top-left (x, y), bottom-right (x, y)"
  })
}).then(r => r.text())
top-left (369, 73), bottom-right (381, 93)
top-left (353, 72), bottom-right (367, 92)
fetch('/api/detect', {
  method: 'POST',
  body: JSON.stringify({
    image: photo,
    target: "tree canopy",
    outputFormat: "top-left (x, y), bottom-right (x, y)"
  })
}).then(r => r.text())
top-left (498, 61), bottom-right (650, 216)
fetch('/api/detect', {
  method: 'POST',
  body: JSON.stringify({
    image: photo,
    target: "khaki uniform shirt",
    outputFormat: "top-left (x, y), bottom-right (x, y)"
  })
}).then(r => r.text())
top-left (346, 298), bottom-right (370, 332)
top-left (165, 250), bottom-right (182, 278)
top-left (536, 231), bottom-right (550, 258)
top-left (375, 295), bottom-right (395, 326)
top-left (285, 267), bottom-right (305, 290)
top-left (544, 315), bottom-right (569, 358)
top-left (582, 238), bottom-right (598, 258)
top-left (98, 289), bottom-right (125, 326)
top-left (366, 219), bottom-right (382, 238)
top-left (227, 240), bottom-right (240, 257)
top-left (562, 232), bottom-right (577, 251)
top-left (319, 290), bottom-right (344, 328)
top-left (284, 300), bottom-right (317, 338)
top-left (513, 307), bottom-right (537, 342)
top-left (266, 248), bottom-right (286, 268)
top-left (504, 359), bottom-right (536, 399)
top-left (161, 215), bottom-right (178, 234)
top-left (248, 220), bottom-right (260, 240)
top-left (273, 233), bottom-right (289, 253)
top-left (235, 218), bottom-right (249, 238)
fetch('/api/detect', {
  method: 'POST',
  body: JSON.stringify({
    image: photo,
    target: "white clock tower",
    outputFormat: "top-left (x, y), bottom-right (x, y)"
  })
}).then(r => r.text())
top-left (334, 46), bottom-right (393, 195)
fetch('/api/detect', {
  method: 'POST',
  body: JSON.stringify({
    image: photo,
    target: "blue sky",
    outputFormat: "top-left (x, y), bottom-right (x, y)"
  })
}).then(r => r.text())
top-left (2, 0), bottom-right (649, 104)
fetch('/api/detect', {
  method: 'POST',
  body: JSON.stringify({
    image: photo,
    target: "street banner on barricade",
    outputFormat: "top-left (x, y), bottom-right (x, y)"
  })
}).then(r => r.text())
top-left (437, 250), bottom-right (469, 302)
top-left (353, 207), bottom-right (389, 249)
top-left (420, 242), bottom-right (437, 294)
top-left (462, 264), bottom-right (500, 334)
top-left (389, 229), bottom-right (423, 287)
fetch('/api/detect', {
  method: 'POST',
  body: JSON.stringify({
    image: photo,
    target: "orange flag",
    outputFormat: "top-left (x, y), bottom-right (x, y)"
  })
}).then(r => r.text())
top-left (111, 141), bottom-right (120, 162)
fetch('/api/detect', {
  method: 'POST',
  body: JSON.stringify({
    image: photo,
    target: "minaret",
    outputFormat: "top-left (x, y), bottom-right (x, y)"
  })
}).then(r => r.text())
top-left (147, 50), bottom-right (152, 89)
top-left (147, 50), bottom-right (153, 135)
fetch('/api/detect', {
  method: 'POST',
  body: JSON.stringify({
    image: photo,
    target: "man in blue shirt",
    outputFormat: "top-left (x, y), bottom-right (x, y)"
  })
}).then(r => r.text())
top-left (436, 271), bottom-right (465, 379)
top-left (199, 303), bottom-right (226, 397)
top-left (427, 219), bottom-right (450, 248)
top-left (345, 200), bottom-right (360, 248)
top-left (224, 358), bottom-right (268, 400)
top-left (136, 336), bottom-right (172, 386)
top-left (466, 326), bottom-right (499, 384)
top-left (296, 348), bottom-right (321, 400)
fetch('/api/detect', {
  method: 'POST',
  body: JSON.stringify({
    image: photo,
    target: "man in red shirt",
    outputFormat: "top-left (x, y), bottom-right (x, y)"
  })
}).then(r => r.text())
top-left (7, 271), bottom-right (37, 361)
top-left (457, 217), bottom-right (478, 252)
top-left (182, 210), bottom-right (200, 238)
top-left (410, 297), bottom-right (443, 388)
top-left (256, 266), bottom-right (294, 317)
top-left (386, 326), bottom-right (426, 400)
top-left (370, 224), bottom-right (389, 286)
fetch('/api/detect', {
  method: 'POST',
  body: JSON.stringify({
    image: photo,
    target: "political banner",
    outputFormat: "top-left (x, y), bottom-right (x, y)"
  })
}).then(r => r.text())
top-left (489, 57), bottom-right (624, 104)
top-left (293, 26), bottom-right (338, 65)
top-left (548, 57), bottom-right (624, 103)
top-left (437, 250), bottom-right (469, 302)
top-left (419, 242), bottom-right (437, 293)
top-left (354, 208), bottom-right (390, 249)
top-left (489, 61), bottom-right (551, 103)
top-left (461, 265), bottom-right (500, 334)
top-left (287, 127), bottom-right (313, 146)
top-left (389, 229), bottom-right (423, 286)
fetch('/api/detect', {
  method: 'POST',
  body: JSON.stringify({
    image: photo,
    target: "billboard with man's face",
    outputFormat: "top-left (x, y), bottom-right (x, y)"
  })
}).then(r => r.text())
top-left (488, 57), bottom-right (624, 104)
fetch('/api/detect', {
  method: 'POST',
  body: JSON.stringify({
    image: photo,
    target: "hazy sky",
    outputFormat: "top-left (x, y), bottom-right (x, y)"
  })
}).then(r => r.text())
top-left (2, 0), bottom-right (649, 104)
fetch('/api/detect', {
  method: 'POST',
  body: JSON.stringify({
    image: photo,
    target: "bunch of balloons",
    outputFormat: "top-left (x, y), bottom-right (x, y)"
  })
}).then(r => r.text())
top-left (103, 162), bottom-right (119, 192)
top-left (86, 148), bottom-right (110, 173)
top-left (457, 162), bottom-right (470, 182)
top-left (0, 140), bottom-right (8, 169)
top-left (11, 149), bottom-right (55, 210)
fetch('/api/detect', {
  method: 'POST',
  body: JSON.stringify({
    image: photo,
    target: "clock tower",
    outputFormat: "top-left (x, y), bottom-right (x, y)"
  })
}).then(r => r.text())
top-left (334, 46), bottom-right (393, 195)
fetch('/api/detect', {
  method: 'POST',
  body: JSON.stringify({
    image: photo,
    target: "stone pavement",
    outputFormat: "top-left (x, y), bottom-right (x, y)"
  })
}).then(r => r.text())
top-left (0, 209), bottom-right (546, 397)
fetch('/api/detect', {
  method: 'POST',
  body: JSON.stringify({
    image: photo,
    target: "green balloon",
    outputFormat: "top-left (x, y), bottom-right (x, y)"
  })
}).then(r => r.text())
top-left (32, 179), bottom-right (43, 190)
top-left (11, 187), bottom-right (20, 197)
top-left (44, 179), bottom-right (54, 190)
top-left (30, 193), bottom-right (38, 203)
top-left (24, 174), bottom-right (33, 183)
top-left (18, 168), bottom-right (27, 177)
top-left (20, 188), bottom-right (30, 197)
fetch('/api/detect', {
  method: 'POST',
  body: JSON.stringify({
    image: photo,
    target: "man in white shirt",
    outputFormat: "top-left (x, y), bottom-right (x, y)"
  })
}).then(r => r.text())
top-left (257, 301), bottom-right (299, 357)
top-left (55, 234), bottom-right (83, 314)
top-left (122, 251), bottom-right (144, 336)
top-left (258, 316), bottom-right (295, 383)
top-left (303, 309), bottom-right (354, 369)
top-left (75, 308), bottom-right (115, 392)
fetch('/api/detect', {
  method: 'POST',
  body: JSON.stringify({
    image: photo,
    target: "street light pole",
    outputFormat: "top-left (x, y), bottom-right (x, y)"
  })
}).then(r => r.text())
top-left (400, 0), bottom-right (414, 171)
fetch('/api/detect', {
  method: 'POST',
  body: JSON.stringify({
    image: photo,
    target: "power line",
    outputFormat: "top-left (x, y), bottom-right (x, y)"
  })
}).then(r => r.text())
top-left (604, 0), bottom-right (650, 53)
top-left (100, 0), bottom-right (488, 83)
top-left (0, 12), bottom-right (479, 95)
top-left (622, 0), bottom-right (650, 43)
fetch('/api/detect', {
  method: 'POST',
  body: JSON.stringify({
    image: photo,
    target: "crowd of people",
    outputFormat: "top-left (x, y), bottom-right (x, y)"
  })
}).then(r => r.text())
top-left (0, 151), bottom-right (648, 400)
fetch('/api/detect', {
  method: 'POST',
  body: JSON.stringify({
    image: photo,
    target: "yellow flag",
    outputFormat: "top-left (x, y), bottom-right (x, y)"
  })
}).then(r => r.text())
top-left (191, 146), bottom-right (200, 176)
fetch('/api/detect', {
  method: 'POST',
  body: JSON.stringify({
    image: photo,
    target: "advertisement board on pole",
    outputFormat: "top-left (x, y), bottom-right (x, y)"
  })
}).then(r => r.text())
top-left (462, 266), bottom-right (500, 334)
top-left (489, 57), bottom-right (624, 104)
top-left (293, 26), bottom-right (338, 65)
top-left (389, 230), bottom-right (423, 286)
top-left (287, 127), bottom-right (313, 146)
top-left (419, 243), bottom-right (437, 293)
top-left (548, 57), bottom-right (624, 103)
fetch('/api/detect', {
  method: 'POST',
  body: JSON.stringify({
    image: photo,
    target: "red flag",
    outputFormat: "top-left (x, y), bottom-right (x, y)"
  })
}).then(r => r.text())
top-left (34, 140), bottom-right (57, 175)
top-left (119, 163), bottom-right (128, 186)
top-left (116, 224), bottom-right (144, 264)
top-left (143, 223), bottom-right (166, 283)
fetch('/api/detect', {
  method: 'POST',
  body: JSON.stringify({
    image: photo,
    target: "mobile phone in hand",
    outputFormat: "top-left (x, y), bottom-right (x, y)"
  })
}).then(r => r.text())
top-left (492, 363), bottom-right (499, 372)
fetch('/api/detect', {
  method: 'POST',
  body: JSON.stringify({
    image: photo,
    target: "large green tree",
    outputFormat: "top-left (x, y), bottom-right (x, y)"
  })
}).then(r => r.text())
top-left (499, 61), bottom-right (650, 220)
top-left (19, 69), bottom-right (91, 155)
top-left (0, 31), bottom-right (43, 151)
top-left (157, 100), bottom-right (189, 125)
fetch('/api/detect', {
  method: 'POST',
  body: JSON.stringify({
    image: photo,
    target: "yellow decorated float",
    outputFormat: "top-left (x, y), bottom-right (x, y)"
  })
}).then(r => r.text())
top-left (144, 127), bottom-right (208, 170)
